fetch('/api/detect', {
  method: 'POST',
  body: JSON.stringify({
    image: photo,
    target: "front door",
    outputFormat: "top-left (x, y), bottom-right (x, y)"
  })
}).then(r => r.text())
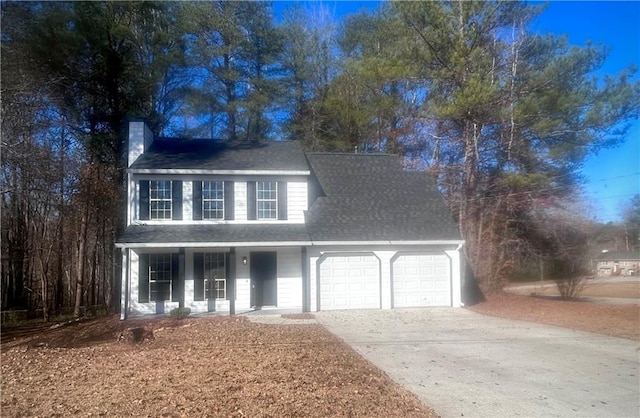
top-left (250, 252), bottom-right (277, 308)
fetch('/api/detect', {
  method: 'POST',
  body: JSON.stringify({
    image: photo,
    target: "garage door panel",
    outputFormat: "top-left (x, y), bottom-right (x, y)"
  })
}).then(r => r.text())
top-left (320, 254), bottom-right (380, 310)
top-left (348, 268), bottom-right (364, 277)
top-left (331, 268), bottom-right (347, 278)
top-left (393, 253), bottom-right (450, 308)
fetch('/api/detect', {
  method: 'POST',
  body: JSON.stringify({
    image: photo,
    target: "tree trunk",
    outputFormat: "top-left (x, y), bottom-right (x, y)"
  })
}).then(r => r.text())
top-left (90, 242), bottom-right (97, 316)
top-left (39, 265), bottom-right (49, 322)
top-left (73, 207), bottom-right (89, 318)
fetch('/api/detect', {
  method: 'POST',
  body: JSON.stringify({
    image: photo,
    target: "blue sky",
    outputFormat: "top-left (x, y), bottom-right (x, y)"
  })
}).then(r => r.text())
top-left (532, 1), bottom-right (639, 222)
top-left (274, 1), bottom-right (639, 222)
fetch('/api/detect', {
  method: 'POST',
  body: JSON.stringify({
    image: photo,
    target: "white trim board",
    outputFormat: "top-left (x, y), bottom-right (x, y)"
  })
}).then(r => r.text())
top-left (115, 240), bottom-right (464, 249)
top-left (116, 241), bottom-right (313, 248)
top-left (129, 169), bottom-right (311, 176)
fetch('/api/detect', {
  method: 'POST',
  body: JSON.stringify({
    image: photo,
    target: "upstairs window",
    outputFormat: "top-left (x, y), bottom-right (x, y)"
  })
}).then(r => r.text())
top-left (247, 181), bottom-right (287, 221)
top-left (257, 181), bottom-right (277, 219)
top-left (139, 180), bottom-right (182, 221)
top-left (193, 181), bottom-right (234, 221)
top-left (150, 180), bottom-right (172, 220)
top-left (203, 181), bottom-right (224, 220)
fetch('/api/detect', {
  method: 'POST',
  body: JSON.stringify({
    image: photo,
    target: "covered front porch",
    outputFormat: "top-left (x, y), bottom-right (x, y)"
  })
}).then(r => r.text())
top-left (118, 245), bottom-right (307, 319)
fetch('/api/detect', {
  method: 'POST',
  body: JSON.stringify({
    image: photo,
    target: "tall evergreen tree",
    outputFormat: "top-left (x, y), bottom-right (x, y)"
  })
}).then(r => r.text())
top-left (181, 1), bottom-right (282, 140)
top-left (279, 4), bottom-right (338, 149)
top-left (337, 1), bottom-right (640, 289)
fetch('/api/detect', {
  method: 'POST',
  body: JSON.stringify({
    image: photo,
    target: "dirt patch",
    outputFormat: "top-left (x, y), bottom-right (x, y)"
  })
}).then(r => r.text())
top-left (581, 282), bottom-right (640, 298)
top-left (469, 292), bottom-right (640, 341)
top-left (1, 315), bottom-right (186, 349)
top-left (1, 315), bottom-right (435, 418)
top-left (505, 280), bottom-right (640, 299)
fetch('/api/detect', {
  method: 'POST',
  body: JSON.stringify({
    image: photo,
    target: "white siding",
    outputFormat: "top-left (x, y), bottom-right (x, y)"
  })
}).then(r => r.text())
top-left (183, 181), bottom-right (193, 221)
top-left (133, 180), bottom-right (139, 223)
top-left (277, 247), bottom-right (302, 308)
top-left (287, 182), bottom-right (307, 223)
top-left (235, 248), bottom-right (251, 309)
top-left (234, 181), bottom-right (247, 221)
top-left (127, 121), bottom-right (154, 167)
top-left (127, 174), bottom-right (135, 226)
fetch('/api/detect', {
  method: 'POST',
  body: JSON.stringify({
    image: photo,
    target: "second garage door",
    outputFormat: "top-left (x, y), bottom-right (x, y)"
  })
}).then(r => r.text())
top-left (392, 253), bottom-right (451, 307)
top-left (319, 254), bottom-right (380, 310)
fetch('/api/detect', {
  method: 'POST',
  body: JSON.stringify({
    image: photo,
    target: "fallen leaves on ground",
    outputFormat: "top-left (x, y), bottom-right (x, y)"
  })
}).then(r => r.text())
top-left (469, 292), bottom-right (640, 341)
top-left (3, 293), bottom-right (637, 417)
top-left (1, 316), bottom-right (436, 418)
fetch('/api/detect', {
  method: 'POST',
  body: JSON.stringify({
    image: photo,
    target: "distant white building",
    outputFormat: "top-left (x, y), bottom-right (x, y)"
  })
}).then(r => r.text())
top-left (595, 251), bottom-right (640, 277)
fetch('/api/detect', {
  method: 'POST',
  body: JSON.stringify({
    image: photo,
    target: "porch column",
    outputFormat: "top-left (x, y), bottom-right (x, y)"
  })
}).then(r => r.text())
top-left (301, 246), bottom-right (309, 312)
top-left (120, 247), bottom-right (129, 320)
top-left (229, 247), bottom-right (236, 315)
top-left (179, 248), bottom-right (185, 308)
top-left (445, 244), bottom-right (463, 308)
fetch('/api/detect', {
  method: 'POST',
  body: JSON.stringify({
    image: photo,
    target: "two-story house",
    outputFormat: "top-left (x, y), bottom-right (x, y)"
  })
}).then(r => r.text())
top-left (595, 251), bottom-right (640, 277)
top-left (116, 121), bottom-right (464, 318)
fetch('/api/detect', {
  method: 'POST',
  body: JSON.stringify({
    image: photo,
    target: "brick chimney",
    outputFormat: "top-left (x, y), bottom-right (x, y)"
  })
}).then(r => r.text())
top-left (128, 120), bottom-right (154, 167)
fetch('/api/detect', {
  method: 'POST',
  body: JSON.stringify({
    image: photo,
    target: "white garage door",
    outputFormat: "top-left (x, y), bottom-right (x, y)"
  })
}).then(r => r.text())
top-left (319, 254), bottom-right (380, 310)
top-left (393, 253), bottom-right (450, 307)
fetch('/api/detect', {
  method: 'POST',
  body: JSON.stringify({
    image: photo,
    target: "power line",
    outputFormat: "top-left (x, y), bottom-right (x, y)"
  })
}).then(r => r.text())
top-left (585, 193), bottom-right (637, 201)
top-left (583, 172), bottom-right (640, 185)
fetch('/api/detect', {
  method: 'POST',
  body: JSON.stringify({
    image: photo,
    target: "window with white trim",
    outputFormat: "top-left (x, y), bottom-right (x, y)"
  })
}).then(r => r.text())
top-left (204, 253), bottom-right (226, 299)
top-left (150, 180), bottom-right (172, 220)
top-left (257, 181), bottom-right (277, 219)
top-left (203, 181), bottom-right (224, 220)
top-left (149, 254), bottom-right (172, 301)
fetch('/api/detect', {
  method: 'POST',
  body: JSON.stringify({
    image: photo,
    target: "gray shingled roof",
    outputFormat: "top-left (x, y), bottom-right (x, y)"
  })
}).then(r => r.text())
top-left (130, 139), bottom-right (309, 171)
top-left (118, 224), bottom-right (310, 245)
top-left (304, 153), bottom-right (461, 241)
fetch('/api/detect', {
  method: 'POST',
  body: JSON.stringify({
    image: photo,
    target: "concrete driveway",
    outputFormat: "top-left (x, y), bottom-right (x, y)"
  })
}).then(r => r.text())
top-left (315, 308), bottom-right (639, 417)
